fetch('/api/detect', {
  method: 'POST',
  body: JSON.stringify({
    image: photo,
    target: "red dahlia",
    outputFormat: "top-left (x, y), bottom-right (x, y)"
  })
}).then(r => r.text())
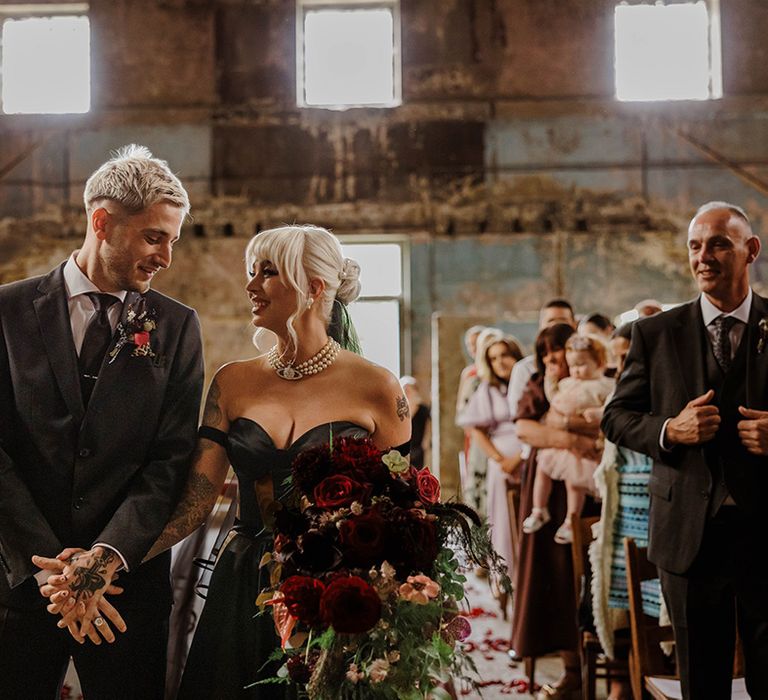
top-left (320, 575), bottom-right (382, 634)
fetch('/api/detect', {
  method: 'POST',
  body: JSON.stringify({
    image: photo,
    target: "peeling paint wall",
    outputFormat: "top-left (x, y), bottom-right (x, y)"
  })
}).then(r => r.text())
top-left (4, 0), bottom-right (768, 475)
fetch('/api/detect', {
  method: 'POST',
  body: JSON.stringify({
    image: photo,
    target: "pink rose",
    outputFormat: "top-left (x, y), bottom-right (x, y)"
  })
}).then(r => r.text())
top-left (416, 467), bottom-right (441, 504)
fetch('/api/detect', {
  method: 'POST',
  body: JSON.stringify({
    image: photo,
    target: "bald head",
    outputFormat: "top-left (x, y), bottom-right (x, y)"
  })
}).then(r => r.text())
top-left (687, 202), bottom-right (760, 311)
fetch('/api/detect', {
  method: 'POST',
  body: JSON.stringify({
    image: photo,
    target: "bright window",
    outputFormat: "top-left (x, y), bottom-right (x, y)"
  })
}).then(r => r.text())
top-left (341, 242), bottom-right (405, 376)
top-left (614, 1), bottom-right (722, 101)
top-left (1, 8), bottom-right (90, 114)
top-left (297, 0), bottom-right (401, 109)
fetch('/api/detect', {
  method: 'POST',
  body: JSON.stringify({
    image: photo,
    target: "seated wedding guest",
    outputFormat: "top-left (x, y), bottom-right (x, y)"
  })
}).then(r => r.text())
top-left (589, 321), bottom-right (661, 700)
top-left (456, 325), bottom-right (488, 516)
top-left (457, 331), bottom-right (524, 583)
top-left (579, 312), bottom-right (614, 340)
top-left (512, 323), bottom-right (601, 700)
top-left (401, 375), bottom-right (430, 469)
top-left (522, 334), bottom-right (613, 544)
top-left (633, 298), bottom-right (662, 318)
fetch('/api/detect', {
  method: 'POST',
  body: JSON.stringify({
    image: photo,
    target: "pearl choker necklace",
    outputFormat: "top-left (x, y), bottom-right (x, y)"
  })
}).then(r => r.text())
top-left (267, 338), bottom-right (341, 381)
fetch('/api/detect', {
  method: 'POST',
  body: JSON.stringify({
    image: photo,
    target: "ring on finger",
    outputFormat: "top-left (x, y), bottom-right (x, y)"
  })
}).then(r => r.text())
top-left (94, 617), bottom-right (105, 627)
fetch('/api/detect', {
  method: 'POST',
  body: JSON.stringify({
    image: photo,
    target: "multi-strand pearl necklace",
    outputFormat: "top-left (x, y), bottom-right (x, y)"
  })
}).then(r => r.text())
top-left (267, 338), bottom-right (341, 380)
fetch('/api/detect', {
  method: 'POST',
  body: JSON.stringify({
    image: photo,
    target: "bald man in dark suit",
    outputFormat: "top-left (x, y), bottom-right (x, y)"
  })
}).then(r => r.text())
top-left (602, 202), bottom-right (768, 700)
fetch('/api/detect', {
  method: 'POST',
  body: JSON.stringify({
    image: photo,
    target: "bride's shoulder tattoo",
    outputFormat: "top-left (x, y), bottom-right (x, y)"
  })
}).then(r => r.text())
top-left (396, 394), bottom-right (409, 422)
top-left (203, 378), bottom-right (223, 427)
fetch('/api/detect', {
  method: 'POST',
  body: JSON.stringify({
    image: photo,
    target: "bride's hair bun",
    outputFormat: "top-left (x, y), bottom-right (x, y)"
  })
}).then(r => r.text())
top-left (336, 257), bottom-right (361, 304)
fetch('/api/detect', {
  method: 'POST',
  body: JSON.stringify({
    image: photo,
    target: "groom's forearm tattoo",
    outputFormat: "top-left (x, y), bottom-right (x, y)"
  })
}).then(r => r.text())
top-left (396, 395), bottom-right (410, 422)
top-left (67, 549), bottom-right (117, 603)
top-left (202, 379), bottom-right (223, 427)
top-left (154, 471), bottom-right (218, 552)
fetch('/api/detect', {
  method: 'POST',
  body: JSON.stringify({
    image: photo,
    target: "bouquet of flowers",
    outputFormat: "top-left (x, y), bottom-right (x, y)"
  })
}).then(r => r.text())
top-left (256, 436), bottom-right (508, 699)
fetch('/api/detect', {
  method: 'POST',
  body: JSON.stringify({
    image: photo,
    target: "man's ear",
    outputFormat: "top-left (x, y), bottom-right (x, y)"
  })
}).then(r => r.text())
top-left (747, 236), bottom-right (761, 264)
top-left (91, 207), bottom-right (110, 240)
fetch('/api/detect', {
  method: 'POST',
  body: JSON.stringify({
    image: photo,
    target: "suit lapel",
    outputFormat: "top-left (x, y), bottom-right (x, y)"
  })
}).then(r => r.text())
top-left (33, 265), bottom-right (85, 423)
top-left (746, 292), bottom-right (768, 408)
top-left (672, 300), bottom-right (707, 402)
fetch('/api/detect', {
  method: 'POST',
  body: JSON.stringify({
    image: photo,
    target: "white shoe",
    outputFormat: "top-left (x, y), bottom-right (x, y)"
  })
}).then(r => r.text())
top-left (522, 507), bottom-right (551, 534)
top-left (554, 522), bottom-right (573, 544)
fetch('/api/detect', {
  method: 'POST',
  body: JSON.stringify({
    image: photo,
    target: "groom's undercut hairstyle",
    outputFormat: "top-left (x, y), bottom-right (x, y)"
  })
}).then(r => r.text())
top-left (84, 143), bottom-right (190, 218)
top-left (692, 201), bottom-right (752, 231)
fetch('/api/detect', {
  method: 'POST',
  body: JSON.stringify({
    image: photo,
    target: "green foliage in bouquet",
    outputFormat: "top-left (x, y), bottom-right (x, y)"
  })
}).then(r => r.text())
top-left (254, 437), bottom-right (508, 698)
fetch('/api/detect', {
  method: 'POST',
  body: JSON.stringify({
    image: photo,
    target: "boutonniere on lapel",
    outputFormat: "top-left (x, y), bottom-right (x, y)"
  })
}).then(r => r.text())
top-left (107, 298), bottom-right (158, 363)
top-left (758, 318), bottom-right (768, 355)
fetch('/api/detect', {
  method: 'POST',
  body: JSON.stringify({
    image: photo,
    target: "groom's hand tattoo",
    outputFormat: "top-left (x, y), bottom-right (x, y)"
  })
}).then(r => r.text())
top-left (67, 549), bottom-right (117, 604)
top-left (396, 395), bottom-right (409, 422)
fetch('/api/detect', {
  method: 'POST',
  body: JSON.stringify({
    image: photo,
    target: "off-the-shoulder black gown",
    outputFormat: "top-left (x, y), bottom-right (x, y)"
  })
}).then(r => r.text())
top-left (176, 419), bottom-right (369, 699)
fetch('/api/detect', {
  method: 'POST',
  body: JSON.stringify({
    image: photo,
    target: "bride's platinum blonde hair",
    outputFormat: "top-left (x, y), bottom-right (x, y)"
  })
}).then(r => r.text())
top-left (245, 224), bottom-right (362, 352)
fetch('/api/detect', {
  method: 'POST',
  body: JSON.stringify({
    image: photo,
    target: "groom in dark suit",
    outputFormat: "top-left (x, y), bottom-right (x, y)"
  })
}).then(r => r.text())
top-left (0, 145), bottom-right (204, 698)
top-left (602, 202), bottom-right (768, 699)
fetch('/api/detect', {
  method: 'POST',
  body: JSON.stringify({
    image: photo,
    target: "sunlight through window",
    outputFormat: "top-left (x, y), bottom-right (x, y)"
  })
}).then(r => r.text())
top-left (614, 1), bottom-right (721, 102)
top-left (2, 14), bottom-right (90, 114)
top-left (342, 242), bottom-right (404, 375)
top-left (298, 2), bottom-right (400, 109)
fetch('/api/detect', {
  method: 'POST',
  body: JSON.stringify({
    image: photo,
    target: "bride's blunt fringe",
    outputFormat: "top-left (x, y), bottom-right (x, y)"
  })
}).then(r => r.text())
top-left (245, 225), bottom-right (362, 355)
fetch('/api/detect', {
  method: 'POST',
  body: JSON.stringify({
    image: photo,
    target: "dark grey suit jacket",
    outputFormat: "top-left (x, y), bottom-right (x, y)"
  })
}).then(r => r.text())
top-left (601, 294), bottom-right (768, 574)
top-left (0, 263), bottom-right (204, 609)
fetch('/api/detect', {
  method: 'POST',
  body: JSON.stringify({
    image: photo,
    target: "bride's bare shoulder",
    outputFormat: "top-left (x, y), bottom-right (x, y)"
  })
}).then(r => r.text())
top-left (338, 351), bottom-right (402, 397)
top-left (212, 355), bottom-right (271, 391)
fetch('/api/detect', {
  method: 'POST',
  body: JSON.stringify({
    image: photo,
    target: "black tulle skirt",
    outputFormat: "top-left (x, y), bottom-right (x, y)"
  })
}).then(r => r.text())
top-left (176, 530), bottom-right (290, 700)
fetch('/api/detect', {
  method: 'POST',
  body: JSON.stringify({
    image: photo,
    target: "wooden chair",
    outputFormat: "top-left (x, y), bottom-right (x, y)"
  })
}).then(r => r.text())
top-left (623, 537), bottom-right (749, 700)
top-left (570, 514), bottom-right (630, 700)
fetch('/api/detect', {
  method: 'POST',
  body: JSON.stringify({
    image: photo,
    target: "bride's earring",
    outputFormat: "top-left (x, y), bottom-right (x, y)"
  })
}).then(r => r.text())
top-left (306, 297), bottom-right (314, 309)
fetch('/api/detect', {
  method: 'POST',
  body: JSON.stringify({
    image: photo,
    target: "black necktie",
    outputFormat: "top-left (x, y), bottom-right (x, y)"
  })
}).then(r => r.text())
top-left (79, 293), bottom-right (119, 405)
top-left (711, 315), bottom-right (739, 373)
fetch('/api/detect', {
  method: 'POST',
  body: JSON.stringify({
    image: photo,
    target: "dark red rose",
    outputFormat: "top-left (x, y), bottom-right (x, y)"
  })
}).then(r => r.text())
top-left (273, 503), bottom-right (309, 539)
top-left (292, 529), bottom-right (342, 574)
top-left (416, 467), bottom-right (441, 504)
top-left (286, 649), bottom-right (320, 684)
top-left (339, 510), bottom-right (387, 566)
top-left (320, 575), bottom-right (382, 633)
top-left (280, 575), bottom-right (326, 625)
top-left (386, 509), bottom-right (439, 576)
top-left (333, 437), bottom-right (390, 485)
top-left (313, 475), bottom-right (369, 509)
top-left (286, 655), bottom-right (311, 684)
top-left (292, 444), bottom-right (335, 496)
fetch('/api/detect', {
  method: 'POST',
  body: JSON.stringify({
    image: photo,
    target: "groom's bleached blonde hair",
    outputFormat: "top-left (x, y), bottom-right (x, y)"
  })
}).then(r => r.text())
top-left (84, 144), bottom-right (190, 218)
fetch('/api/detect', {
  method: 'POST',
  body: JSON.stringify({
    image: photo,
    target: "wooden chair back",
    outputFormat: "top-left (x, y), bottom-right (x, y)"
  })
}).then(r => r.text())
top-left (623, 537), bottom-right (675, 699)
top-left (570, 513), bottom-right (599, 610)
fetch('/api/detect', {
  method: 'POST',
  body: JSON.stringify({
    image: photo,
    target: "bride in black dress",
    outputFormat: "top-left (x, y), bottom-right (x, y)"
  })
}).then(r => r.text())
top-left (145, 224), bottom-right (411, 698)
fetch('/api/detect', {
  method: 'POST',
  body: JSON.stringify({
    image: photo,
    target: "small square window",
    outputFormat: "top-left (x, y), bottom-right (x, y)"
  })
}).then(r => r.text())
top-left (340, 240), bottom-right (406, 376)
top-left (297, 0), bottom-right (401, 109)
top-left (614, 1), bottom-right (722, 102)
top-left (1, 11), bottom-right (90, 114)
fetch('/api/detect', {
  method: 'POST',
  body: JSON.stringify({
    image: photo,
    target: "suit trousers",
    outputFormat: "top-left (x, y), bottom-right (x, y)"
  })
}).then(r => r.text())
top-left (659, 506), bottom-right (768, 700)
top-left (0, 599), bottom-right (170, 699)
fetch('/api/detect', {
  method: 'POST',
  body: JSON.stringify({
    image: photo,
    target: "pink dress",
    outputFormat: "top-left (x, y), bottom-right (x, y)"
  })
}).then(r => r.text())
top-left (537, 375), bottom-right (614, 493)
top-left (457, 382), bottom-right (521, 575)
